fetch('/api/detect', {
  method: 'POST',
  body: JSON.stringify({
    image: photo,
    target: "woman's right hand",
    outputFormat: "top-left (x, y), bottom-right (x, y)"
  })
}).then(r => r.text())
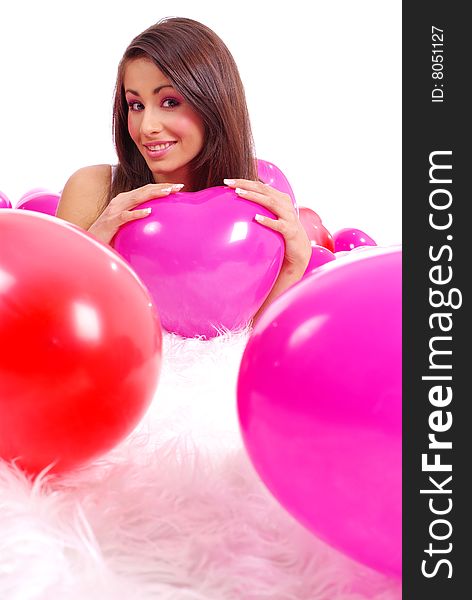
top-left (88, 182), bottom-right (184, 245)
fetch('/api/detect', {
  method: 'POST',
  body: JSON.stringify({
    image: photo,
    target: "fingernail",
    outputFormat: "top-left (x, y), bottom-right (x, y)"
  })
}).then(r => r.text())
top-left (162, 187), bottom-right (173, 193)
top-left (235, 188), bottom-right (246, 195)
top-left (172, 183), bottom-right (185, 190)
top-left (255, 214), bottom-right (265, 222)
top-left (145, 208), bottom-right (152, 214)
top-left (224, 179), bottom-right (236, 186)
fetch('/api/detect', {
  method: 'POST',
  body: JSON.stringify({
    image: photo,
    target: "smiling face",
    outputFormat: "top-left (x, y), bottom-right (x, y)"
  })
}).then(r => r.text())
top-left (124, 58), bottom-right (205, 189)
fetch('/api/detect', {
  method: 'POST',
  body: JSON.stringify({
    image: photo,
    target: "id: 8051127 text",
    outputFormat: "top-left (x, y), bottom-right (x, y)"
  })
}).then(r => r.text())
top-left (431, 26), bottom-right (444, 103)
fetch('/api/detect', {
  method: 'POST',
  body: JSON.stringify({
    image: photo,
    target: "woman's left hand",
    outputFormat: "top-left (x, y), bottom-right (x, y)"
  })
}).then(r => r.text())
top-left (223, 178), bottom-right (312, 275)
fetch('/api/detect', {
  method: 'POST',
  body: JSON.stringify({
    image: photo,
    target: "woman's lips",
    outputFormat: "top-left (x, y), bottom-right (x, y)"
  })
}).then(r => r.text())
top-left (144, 141), bottom-right (176, 159)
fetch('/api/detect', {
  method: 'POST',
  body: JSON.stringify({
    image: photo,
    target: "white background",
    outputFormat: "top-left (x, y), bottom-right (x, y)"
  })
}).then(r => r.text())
top-left (0, 0), bottom-right (401, 245)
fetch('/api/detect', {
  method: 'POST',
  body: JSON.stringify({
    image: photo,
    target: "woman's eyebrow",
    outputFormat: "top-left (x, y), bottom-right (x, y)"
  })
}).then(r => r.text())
top-left (125, 84), bottom-right (174, 95)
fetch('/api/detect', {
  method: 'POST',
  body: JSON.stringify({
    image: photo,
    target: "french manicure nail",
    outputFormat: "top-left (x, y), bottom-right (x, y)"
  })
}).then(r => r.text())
top-left (145, 208), bottom-right (152, 214)
top-left (255, 214), bottom-right (265, 222)
top-left (224, 179), bottom-right (236, 185)
top-left (162, 187), bottom-right (173, 193)
top-left (172, 183), bottom-right (185, 189)
top-left (235, 188), bottom-right (246, 195)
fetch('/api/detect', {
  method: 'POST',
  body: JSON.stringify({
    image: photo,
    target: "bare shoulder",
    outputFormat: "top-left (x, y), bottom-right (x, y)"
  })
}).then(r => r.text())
top-left (56, 164), bottom-right (112, 230)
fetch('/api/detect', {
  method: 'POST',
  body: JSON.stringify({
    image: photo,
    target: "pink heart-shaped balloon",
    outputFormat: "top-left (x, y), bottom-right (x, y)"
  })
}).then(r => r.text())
top-left (112, 186), bottom-right (285, 338)
top-left (0, 190), bottom-right (11, 209)
top-left (15, 191), bottom-right (60, 216)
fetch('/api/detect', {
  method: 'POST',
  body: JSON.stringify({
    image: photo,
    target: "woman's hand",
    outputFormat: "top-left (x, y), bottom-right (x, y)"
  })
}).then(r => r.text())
top-left (223, 178), bottom-right (311, 272)
top-left (88, 182), bottom-right (184, 245)
top-left (223, 178), bottom-right (312, 322)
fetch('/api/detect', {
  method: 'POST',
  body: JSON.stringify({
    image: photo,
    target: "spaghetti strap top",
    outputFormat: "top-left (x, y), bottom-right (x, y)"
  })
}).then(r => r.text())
top-left (110, 164), bottom-right (118, 184)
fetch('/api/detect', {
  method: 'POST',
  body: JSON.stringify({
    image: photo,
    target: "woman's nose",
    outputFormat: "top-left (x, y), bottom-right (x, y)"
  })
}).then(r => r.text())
top-left (140, 109), bottom-right (164, 136)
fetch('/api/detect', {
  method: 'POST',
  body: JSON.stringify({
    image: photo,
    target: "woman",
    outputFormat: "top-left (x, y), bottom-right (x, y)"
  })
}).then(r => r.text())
top-left (57, 17), bottom-right (311, 323)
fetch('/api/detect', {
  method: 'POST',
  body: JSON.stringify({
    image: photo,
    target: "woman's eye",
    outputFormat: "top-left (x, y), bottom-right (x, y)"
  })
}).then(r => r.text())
top-left (162, 98), bottom-right (180, 108)
top-left (128, 101), bottom-right (143, 111)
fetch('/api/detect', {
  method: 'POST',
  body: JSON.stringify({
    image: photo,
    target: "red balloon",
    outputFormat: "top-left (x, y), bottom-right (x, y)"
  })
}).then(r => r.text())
top-left (0, 210), bottom-right (162, 475)
top-left (298, 207), bottom-right (334, 252)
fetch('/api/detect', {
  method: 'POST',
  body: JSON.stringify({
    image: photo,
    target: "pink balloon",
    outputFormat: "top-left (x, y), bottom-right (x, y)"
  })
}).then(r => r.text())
top-left (302, 243), bottom-right (336, 279)
top-left (351, 244), bottom-right (380, 254)
top-left (334, 250), bottom-right (351, 259)
top-left (0, 190), bottom-right (11, 209)
top-left (17, 187), bottom-right (51, 204)
top-left (336, 245), bottom-right (393, 262)
top-left (15, 191), bottom-right (60, 216)
top-left (237, 247), bottom-right (402, 577)
top-left (112, 186), bottom-right (284, 338)
top-left (257, 158), bottom-right (297, 210)
top-left (333, 227), bottom-right (377, 252)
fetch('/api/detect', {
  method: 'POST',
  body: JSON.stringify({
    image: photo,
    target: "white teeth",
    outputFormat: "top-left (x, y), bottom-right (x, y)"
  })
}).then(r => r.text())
top-left (147, 142), bottom-right (174, 151)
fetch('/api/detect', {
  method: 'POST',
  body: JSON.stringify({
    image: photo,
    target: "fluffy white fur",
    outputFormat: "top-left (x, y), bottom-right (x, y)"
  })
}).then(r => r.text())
top-left (0, 329), bottom-right (401, 599)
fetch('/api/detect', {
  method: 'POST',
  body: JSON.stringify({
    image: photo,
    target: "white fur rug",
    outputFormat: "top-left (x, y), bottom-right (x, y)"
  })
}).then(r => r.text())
top-left (0, 328), bottom-right (401, 599)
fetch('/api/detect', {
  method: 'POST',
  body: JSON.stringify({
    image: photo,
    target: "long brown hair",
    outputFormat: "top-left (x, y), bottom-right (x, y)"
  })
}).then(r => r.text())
top-left (107, 17), bottom-right (258, 205)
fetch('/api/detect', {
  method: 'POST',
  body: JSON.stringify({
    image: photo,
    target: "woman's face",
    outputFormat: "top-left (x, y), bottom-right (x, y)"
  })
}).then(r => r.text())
top-left (124, 58), bottom-right (205, 188)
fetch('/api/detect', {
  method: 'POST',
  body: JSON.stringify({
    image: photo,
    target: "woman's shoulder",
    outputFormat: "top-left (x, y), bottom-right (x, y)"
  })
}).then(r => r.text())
top-left (67, 163), bottom-right (113, 186)
top-left (56, 164), bottom-right (113, 229)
